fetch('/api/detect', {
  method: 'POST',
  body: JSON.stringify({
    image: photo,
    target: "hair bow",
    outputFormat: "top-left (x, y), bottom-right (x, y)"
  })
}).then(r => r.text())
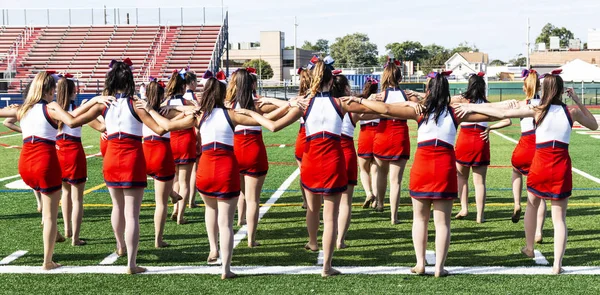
top-left (123, 58), bottom-right (133, 67)
top-left (46, 70), bottom-right (56, 75)
top-left (426, 72), bottom-right (437, 79)
top-left (216, 71), bottom-right (227, 85)
top-left (307, 55), bottom-right (320, 70)
top-left (428, 71), bottom-right (453, 78)
top-left (332, 69), bottom-right (342, 76)
top-left (149, 76), bottom-right (157, 82)
top-left (539, 69), bottom-right (562, 79)
top-left (177, 68), bottom-right (188, 79)
top-left (366, 77), bottom-right (379, 85)
top-left (323, 56), bottom-right (335, 70)
top-left (246, 67), bottom-right (257, 75)
top-left (46, 70), bottom-right (62, 82)
top-left (109, 59), bottom-right (134, 71)
top-left (477, 72), bottom-right (485, 77)
top-left (384, 57), bottom-right (401, 68)
top-left (157, 81), bottom-right (166, 88)
top-left (63, 73), bottom-right (74, 79)
top-left (202, 70), bottom-right (214, 79)
top-left (297, 67), bottom-right (305, 75)
top-left (442, 70), bottom-right (453, 76)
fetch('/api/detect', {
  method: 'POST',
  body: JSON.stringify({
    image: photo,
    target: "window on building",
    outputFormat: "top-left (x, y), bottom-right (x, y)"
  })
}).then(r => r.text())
top-left (282, 59), bottom-right (294, 67)
top-left (459, 64), bottom-right (462, 70)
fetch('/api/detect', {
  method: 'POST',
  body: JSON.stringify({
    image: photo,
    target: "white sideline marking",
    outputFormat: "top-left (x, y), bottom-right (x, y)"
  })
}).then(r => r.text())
top-left (492, 130), bottom-right (600, 184)
top-left (85, 153), bottom-right (101, 159)
top-left (0, 250), bottom-right (28, 265)
top-left (232, 168), bottom-right (300, 248)
top-left (317, 250), bottom-right (324, 266)
top-left (0, 133), bottom-right (20, 139)
top-left (0, 265), bottom-right (599, 275)
top-left (83, 145), bottom-right (93, 149)
top-left (533, 250), bottom-right (549, 265)
top-left (279, 144), bottom-right (286, 148)
top-left (0, 174), bottom-right (20, 182)
top-left (99, 253), bottom-right (120, 265)
top-left (5, 179), bottom-right (30, 189)
top-left (425, 250), bottom-right (436, 265)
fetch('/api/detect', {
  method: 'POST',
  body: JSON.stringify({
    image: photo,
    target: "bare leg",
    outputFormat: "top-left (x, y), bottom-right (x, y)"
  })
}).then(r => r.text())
top-left (411, 198), bottom-right (431, 274)
top-left (123, 188), bottom-right (145, 274)
top-left (433, 199), bottom-right (453, 277)
top-left (456, 164), bottom-right (470, 218)
top-left (41, 191), bottom-right (62, 270)
top-left (237, 175), bottom-right (247, 226)
top-left (358, 158), bottom-right (375, 207)
top-left (511, 169), bottom-right (523, 223)
top-left (60, 182), bottom-right (72, 238)
top-left (245, 175), bottom-right (265, 248)
top-left (337, 185), bottom-right (354, 249)
top-left (296, 159), bottom-right (307, 208)
top-left (523, 191), bottom-right (541, 256)
top-left (202, 194), bottom-right (219, 260)
top-left (171, 173), bottom-right (180, 220)
top-left (176, 163), bottom-right (193, 224)
top-left (154, 180), bottom-right (172, 248)
top-left (550, 198), bottom-right (568, 274)
top-left (189, 161), bottom-right (198, 208)
top-left (217, 197), bottom-right (238, 279)
top-left (472, 166), bottom-right (488, 223)
top-left (70, 182), bottom-right (85, 245)
top-left (34, 190), bottom-right (42, 213)
top-left (389, 160), bottom-right (407, 224)
top-left (108, 188), bottom-right (126, 256)
top-left (322, 194), bottom-right (341, 277)
top-left (536, 200), bottom-right (547, 242)
top-left (374, 158), bottom-right (389, 211)
top-left (305, 190), bottom-right (321, 251)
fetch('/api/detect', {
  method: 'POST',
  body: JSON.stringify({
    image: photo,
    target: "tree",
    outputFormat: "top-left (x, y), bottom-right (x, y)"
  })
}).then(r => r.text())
top-left (385, 41), bottom-right (429, 63)
top-left (330, 33), bottom-right (378, 67)
top-left (451, 41), bottom-right (479, 54)
top-left (243, 59), bottom-right (274, 80)
top-left (508, 54), bottom-right (527, 67)
top-left (301, 39), bottom-right (330, 55)
top-left (490, 59), bottom-right (507, 66)
top-left (536, 23), bottom-right (575, 48)
top-left (420, 44), bottom-right (451, 73)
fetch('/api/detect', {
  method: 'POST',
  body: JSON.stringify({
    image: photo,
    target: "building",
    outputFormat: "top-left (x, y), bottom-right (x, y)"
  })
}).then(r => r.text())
top-left (444, 52), bottom-right (489, 80)
top-left (530, 51), bottom-right (600, 73)
top-left (225, 31), bottom-right (315, 82)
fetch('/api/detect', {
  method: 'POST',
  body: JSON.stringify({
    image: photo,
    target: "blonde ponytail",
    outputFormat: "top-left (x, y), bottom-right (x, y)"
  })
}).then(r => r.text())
top-left (18, 72), bottom-right (55, 120)
top-left (523, 71), bottom-right (540, 99)
top-left (310, 61), bottom-right (325, 96)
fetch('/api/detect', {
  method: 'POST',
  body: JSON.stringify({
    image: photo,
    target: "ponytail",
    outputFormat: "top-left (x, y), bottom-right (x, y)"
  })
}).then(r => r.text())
top-left (146, 81), bottom-right (165, 111)
top-left (199, 78), bottom-right (227, 115)
top-left (537, 75), bottom-right (565, 126)
top-left (422, 74), bottom-right (451, 124)
top-left (298, 68), bottom-right (312, 96)
top-left (523, 71), bottom-right (540, 99)
top-left (462, 74), bottom-right (488, 103)
top-left (381, 62), bottom-right (402, 90)
top-left (310, 61), bottom-right (333, 96)
top-left (18, 71), bottom-right (56, 120)
top-left (56, 77), bottom-right (76, 129)
top-left (225, 71), bottom-right (238, 102)
top-left (331, 74), bottom-right (350, 98)
top-left (165, 71), bottom-right (186, 98)
top-left (104, 61), bottom-right (135, 97)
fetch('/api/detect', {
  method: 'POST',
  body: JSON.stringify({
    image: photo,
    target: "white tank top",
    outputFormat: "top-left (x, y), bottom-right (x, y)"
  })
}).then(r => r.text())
top-left (200, 107), bottom-right (235, 149)
top-left (168, 95), bottom-right (186, 106)
top-left (303, 92), bottom-right (343, 138)
top-left (520, 96), bottom-right (541, 134)
top-left (535, 104), bottom-right (572, 146)
top-left (383, 88), bottom-right (407, 104)
top-left (142, 122), bottom-right (170, 138)
top-left (460, 99), bottom-right (488, 128)
top-left (183, 90), bottom-right (196, 101)
top-left (417, 107), bottom-right (458, 147)
top-left (58, 101), bottom-right (82, 138)
top-left (103, 94), bottom-right (143, 138)
top-left (234, 100), bottom-right (262, 132)
top-left (360, 118), bottom-right (380, 125)
top-left (341, 113), bottom-right (355, 138)
top-left (21, 101), bottom-right (58, 142)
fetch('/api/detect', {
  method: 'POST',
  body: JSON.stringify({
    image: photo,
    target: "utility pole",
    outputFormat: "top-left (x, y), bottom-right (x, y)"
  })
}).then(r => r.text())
top-left (293, 16), bottom-right (298, 85)
top-left (104, 5), bottom-right (107, 25)
top-left (526, 17), bottom-right (531, 69)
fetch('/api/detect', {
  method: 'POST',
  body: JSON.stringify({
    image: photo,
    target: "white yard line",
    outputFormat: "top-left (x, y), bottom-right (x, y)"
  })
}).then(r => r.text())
top-left (0, 250), bottom-right (28, 265)
top-left (492, 130), bottom-right (600, 184)
top-left (425, 250), bottom-right (436, 265)
top-left (232, 168), bottom-right (300, 249)
top-left (533, 250), bottom-right (549, 265)
top-left (0, 265), bottom-right (599, 275)
top-left (98, 253), bottom-right (120, 265)
top-left (0, 174), bottom-right (20, 182)
top-left (0, 133), bottom-right (20, 139)
top-left (317, 250), bottom-right (324, 266)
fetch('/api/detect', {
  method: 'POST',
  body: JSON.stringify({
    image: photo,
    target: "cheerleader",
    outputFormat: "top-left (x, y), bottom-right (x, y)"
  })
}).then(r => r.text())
top-left (453, 73), bottom-right (511, 223)
top-left (183, 71), bottom-right (200, 208)
top-left (455, 70), bottom-right (598, 274)
top-left (3, 71), bottom-right (111, 270)
top-left (372, 59), bottom-right (418, 224)
top-left (356, 78), bottom-right (380, 208)
top-left (138, 77), bottom-right (266, 279)
top-left (511, 69), bottom-right (547, 240)
top-left (346, 71), bottom-right (496, 277)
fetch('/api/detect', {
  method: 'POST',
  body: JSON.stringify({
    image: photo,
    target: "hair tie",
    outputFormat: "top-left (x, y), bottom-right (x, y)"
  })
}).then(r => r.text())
top-left (307, 55), bottom-right (319, 70)
top-left (108, 59), bottom-right (134, 71)
top-left (384, 56), bottom-right (401, 68)
top-left (216, 71), bottom-right (227, 85)
top-left (323, 56), bottom-right (335, 71)
top-left (539, 69), bottom-right (562, 79)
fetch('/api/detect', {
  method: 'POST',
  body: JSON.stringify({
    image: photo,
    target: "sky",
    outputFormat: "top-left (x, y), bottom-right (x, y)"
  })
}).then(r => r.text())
top-left (3, 0), bottom-right (600, 61)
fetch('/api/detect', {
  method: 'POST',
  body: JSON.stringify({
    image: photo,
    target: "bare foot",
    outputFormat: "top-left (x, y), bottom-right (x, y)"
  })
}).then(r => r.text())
top-left (170, 212), bottom-right (177, 221)
top-left (56, 232), bottom-right (66, 243)
top-left (72, 239), bottom-right (87, 246)
top-left (362, 196), bottom-right (375, 209)
top-left (521, 246), bottom-right (535, 258)
top-left (207, 253), bottom-right (220, 265)
top-left (411, 265), bottom-right (425, 275)
top-left (36, 206), bottom-right (42, 213)
top-left (116, 247), bottom-right (126, 257)
top-left (221, 271), bottom-right (237, 280)
top-left (237, 219), bottom-right (247, 226)
top-left (375, 205), bottom-right (384, 212)
top-left (170, 194), bottom-right (183, 204)
top-left (391, 219), bottom-right (400, 225)
top-left (65, 229), bottom-right (73, 238)
top-left (535, 235), bottom-right (543, 244)
top-left (371, 200), bottom-right (378, 209)
top-left (189, 202), bottom-right (198, 208)
top-left (435, 269), bottom-right (449, 278)
top-left (248, 241), bottom-right (261, 248)
top-left (322, 268), bottom-right (341, 278)
top-left (304, 243), bottom-right (319, 252)
top-left (336, 242), bottom-right (348, 250)
top-left (511, 207), bottom-right (522, 223)
top-left (552, 267), bottom-right (565, 275)
top-left (42, 261), bottom-right (62, 270)
top-left (127, 266), bottom-right (147, 274)
top-left (455, 212), bottom-right (468, 219)
top-left (155, 241), bottom-right (170, 248)
top-left (476, 218), bottom-right (486, 224)
top-left (177, 218), bottom-right (189, 225)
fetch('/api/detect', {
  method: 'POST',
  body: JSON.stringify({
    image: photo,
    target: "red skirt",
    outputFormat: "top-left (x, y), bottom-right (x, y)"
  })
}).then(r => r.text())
top-left (357, 123), bottom-right (378, 159)
top-left (455, 126), bottom-right (490, 167)
top-left (373, 119), bottom-right (410, 161)
top-left (100, 133), bottom-right (108, 157)
top-left (301, 136), bottom-right (347, 195)
top-left (409, 142), bottom-right (458, 200)
top-left (19, 139), bottom-right (62, 194)
top-left (196, 147), bottom-right (240, 199)
top-left (512, 132), bottom-right (536, 175)
top-left (143, 137), bottom-right (176, 181)
top-left (341, 136), bottom-right (358, 186)
top-left (56, 137), bottom-right (87, 184)
top-left (234, 131), bottom-right (269, 177)
top-left (103, 138), bottom-right (147, 188)
top-left (527, 145), bottom-right (572, 200)
top-left (170, 128), bottom-right (197, 165)
top-left (295, 124), bottom-right (306, 161)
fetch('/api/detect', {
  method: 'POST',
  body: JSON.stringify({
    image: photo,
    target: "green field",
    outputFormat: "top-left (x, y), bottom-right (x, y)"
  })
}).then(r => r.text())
top-left (1, 117), bottom-right (600, 294)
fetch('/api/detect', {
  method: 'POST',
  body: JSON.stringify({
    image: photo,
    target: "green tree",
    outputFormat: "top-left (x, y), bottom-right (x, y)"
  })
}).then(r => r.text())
top-left (420, 44), bottom-right (451, 73)
top-left (330, 33), bottom-right (378, 67)
top-left (243, 59), bottom-right (274, 80)
top-left (385, 41), bottom-right (429, 63)
top-left (451, 41), bottom-right (479, 54)
top-left (508, 55), bottom-right (527, 67)
top-left (300, 39), bottom-right (329, 55)
top-left (536, 23), bottom-right (575, 48)
top-left (490, 59), bottom-right (507, 66)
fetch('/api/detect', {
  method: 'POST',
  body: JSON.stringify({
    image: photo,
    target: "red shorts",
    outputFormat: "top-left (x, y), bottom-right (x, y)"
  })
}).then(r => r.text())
top-left (373, 119), bottom-right (410, 161)
top-left (409, 142), bottom-right (458, 200)
top-left (170, 128), bottom-right (197, 165)
top-left (234, 131), bottom-right (269, 177)
top-left (19, 139), bottom-right (62, 194)
top-left (56, 136), bottom-right (87, 184)
top-left (295, 124), bottom-right (306, 161)
top-left (341, 136), bottom-right (358, 186)
top-left (143, 137), bottom-right (176, 181)
top-left (357, 123), bottom-right (378, 159)
top-left (455, 126), bottom-right (490, 166)
top-left (196, 147), bottom-right (240, 199)
top-left (100, 134), bottom-right (108, 157)
top-left (511, 132), bottom-right (535, 175)
top-left (103, 138), bottom-right (147, 188)
top-left (301, 136), bottom-right (347, 195)
top-left (527, 145), bottom-right (572, 200)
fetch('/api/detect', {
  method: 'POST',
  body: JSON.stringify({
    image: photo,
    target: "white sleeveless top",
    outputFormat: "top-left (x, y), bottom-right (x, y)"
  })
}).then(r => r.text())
top-left (103, 94), bottom-right (143, 138)
top-left (383, 88), bottom-right (407, 104)
top-left (58, 101), bottom-right (82, 138)
top-left (21, 101), bottom-right (58, 142)
top-left (168, 95), bottom-right (186, 106)
top-left (199, 107), bottom-right (235, 149)
top-left (303, 92), bottom-right (343, 138)
top-left (183, 90), bottom-right (196, 101)
top-left (360, 118), bottom-right (380, 126)
top-left (234, 100), bottom-right (262, 132)
top-left (341, 113), bottom-right (355, 138)
top-left (520, 95), bottom-right (541, 134)
top-left (142, 120), bottom-right (170, 138)
top-left (460, 99), bottom-right (488, 128)
top-left (417, 107), bottom-right (459, 147)
top-left (535, 104), bottom-right (572, 146)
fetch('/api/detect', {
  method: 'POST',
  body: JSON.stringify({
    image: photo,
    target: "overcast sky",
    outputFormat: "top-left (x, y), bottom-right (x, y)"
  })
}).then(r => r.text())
top-left (3, 0), bottom-right (600, 61)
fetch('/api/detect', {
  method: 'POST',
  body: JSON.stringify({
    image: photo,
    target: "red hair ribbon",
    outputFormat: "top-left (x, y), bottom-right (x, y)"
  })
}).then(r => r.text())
top-left (297, 67), bottom-right (304, 75)
top-left (46, 70), bottom-right (56, 75)
top-left (477, 72), bottom-right (485, 77)
top-left (172, 69), bottom-right (178, 74)
top-left (246, 67), bottom-right (257, 75)
top-left (441, 71), bottom-right (453, 76)
top-left (216, 71), bottom-right (227, 84)
top-left (64, 73), bottom-right (74, 79)
top-left (522, 69), bottom-right (537, 79)
top-left (384, 57), bottom-right (401, 68)
top-left (332, 69), bottom-right (342, 75)
top-left (157, 81), bottom-right (166, 88)
top-left (123, 58), bottom-right (133, 67)
top-left (539, 69), bottom-right (562, 79)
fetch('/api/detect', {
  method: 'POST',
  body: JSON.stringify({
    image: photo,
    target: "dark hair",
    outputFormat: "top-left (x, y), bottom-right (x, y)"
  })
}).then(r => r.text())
top-left (381, 62), bottom-right (402, 90)
top-left (233, 69), bottom-right (256, 111)
top-left (537, 75), bottom-right (565, 126)
top-left (310, 61), bottom-right (333, 96)
top-left (462, 75), bottom-right (488, 103)
top-left (298, 68), bottom-right (312, 96)
top-left (22, 82), bottom-right (32, 100)
top-left (56, 78), bottom-right (76, 129)
top-left (360, 80), bottom-right (378, 98)
top-left (165, 71), bottom-right (186, 97)
top-left (331, 75), bottom-right (351, 97)
top-left (422, 74), bottom-right (451, 124)
top-left (185, 71), bottom-right (197, 86)
top-left (146, 81), bottom-right (165, 111)
top-left (199, 78), bottom-right (227, 115)
top-left (104, 61), bottom-right (135, 97)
